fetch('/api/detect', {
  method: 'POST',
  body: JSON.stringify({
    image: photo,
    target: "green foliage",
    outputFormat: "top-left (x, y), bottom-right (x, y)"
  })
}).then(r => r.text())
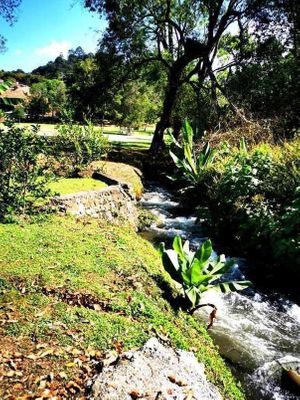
top-left (0, 123), bottom-right (52, 222)
top-left (11, 104), bottom-right (26, 121)
top-left (113, 81), bottom-right (161, 130)
top-left (0, 79), bottom-right (19, 108)
top-left (195, 138), bottom-right (300, 286)
top-left (226, 43), bottom-right (299, 137)
top-left (28, 79), bottom-right (66, 118)
top-left (271, 186), bottom-right (300, 270)
top-left (54, 114), bottom-right (109, 175)
top-left (170, 120), bottom-right (217, 184)
top-left (159, 236), bottom-right (251, 308)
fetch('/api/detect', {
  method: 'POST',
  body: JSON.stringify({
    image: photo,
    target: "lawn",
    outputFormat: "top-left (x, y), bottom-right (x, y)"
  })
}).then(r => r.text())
top-left (48, 177), bottom-right (107, 196)
top-left (0, 216), bottom-right (244, 399)
top-left (1, 122), bottom-right (173, 150)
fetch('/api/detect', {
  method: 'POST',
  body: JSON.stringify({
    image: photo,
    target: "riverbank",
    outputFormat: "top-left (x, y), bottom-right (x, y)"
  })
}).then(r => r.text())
top-left (0, 215), bottom-right (244, 399)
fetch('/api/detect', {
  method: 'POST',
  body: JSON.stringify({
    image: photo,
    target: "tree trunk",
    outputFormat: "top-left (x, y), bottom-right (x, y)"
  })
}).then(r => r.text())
top-left (150, 54), bottom-right (199, 153)
top-left (150, 41), bottom-right (209, 153)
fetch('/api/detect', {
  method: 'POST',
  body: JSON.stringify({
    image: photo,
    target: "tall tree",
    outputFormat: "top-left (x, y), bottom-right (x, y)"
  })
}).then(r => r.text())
top-left (85, 0), bottom-right (265, 152)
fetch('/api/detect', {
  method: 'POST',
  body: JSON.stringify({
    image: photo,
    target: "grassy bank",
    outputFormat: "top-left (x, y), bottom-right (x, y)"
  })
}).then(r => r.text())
top-left (48, 177), bottom-right (107, 196)
top-left (0, 215), bottom-right (244, 399)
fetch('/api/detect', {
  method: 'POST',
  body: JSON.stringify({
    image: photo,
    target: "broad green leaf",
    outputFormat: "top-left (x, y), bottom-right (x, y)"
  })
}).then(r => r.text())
top-left (193, 239), bottom-right (212, 264)
top-left (204, 258), bottom-right (235, 276)
top-left (173, 235), bottom-right (184, 257)
top-left (213, 280), bottom-right (252, 293)
top-left (183, 119), bottom-right (193, 149)
top-left (161, 250), bottom-right (182, 284)
top-left (181, 268), bottom-right (191, 286)
top-left (183, 239), bottom-right (190, 254)
top-left (185, 286), bottom-right (201, 307)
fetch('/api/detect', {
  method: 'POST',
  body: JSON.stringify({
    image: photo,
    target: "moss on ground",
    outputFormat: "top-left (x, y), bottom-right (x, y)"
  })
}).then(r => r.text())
top-left (0, 216), bottom-right (245, 399)
top-left (91, 160), bottom-right (144, 198)
top-left (48, 177), bottom-right (107, 196)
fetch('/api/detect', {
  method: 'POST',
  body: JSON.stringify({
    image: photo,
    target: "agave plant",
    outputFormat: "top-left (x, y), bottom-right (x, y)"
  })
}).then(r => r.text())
top-left (169, 120), bottom-right (217, 184)
top-left (159, 235), bottom-right (251, 311)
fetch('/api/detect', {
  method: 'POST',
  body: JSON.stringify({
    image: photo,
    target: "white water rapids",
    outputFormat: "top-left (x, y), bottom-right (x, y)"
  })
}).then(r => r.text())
top-left (139, 184), bottom-right (300, 400)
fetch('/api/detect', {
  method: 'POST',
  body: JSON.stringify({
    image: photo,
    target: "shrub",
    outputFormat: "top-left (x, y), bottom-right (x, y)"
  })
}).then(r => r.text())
top-left (198, 138), bottom-right (300, 286)
top-left (0, 123), bottom-right (52, 222)
top-left (169, 120), bottom-right (217, 184)
top-left (169, 120), bottom-right (300, 290)
top-left (54, 117), bottom-right (109, 175)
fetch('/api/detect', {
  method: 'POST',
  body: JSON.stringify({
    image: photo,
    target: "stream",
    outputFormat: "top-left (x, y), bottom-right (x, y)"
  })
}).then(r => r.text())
top-left (139, 183), bottom-right (300, 400)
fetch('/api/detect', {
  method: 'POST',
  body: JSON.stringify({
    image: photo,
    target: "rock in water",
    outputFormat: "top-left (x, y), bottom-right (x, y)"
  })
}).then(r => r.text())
top-left (91, 337), bottom-right (222, 400)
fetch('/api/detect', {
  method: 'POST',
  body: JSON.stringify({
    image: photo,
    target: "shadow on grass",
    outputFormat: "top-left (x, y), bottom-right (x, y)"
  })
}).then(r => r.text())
top-left (151, 273), bottom-right (189, 313)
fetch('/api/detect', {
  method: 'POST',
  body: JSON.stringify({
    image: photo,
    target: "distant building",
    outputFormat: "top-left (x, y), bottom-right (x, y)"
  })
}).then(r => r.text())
top-left (0, 82), bottom-right (30, 101)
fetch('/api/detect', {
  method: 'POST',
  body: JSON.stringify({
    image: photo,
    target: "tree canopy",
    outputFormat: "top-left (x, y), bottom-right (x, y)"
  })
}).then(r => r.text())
top-left (85, 0), bottom-right (279, 151)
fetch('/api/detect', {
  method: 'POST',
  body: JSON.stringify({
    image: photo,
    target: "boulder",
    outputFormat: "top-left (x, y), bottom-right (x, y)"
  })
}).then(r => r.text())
top-left (90, 337), bottom-right (222, 400)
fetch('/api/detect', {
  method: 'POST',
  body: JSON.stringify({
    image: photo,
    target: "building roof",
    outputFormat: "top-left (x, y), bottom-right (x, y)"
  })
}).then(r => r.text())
top-left (0, 83), bottom-right (30, 100)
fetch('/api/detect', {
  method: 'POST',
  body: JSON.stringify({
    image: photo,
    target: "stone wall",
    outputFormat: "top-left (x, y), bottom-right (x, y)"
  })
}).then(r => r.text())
top-left (51, 182), bottom-right (138, 226)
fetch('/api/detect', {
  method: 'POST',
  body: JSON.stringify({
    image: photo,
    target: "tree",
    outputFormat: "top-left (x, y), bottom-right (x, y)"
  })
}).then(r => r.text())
top-left (225, 37), bottom-right (299, 137)
top-left (0, 0), bottom-right (22, 52)
top-left (85, 0), bottom-right (266, 152)
top-left (67, 57), bottom-right (99, 120)
top-left (28, 79), bottom-right (66, 119)
top-left (112, 80), bottom-right (161, 130)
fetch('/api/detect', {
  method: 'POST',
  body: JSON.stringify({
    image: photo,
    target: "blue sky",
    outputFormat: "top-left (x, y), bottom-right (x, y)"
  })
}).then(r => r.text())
top-left (0, 0), bottom-right (106, 72)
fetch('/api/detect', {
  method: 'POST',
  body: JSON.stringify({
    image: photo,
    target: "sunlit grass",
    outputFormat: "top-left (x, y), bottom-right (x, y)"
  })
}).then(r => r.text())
top-left (48, 177), bottom-right (107, 196)
top-left (0, 215), bottom-right (245, 399)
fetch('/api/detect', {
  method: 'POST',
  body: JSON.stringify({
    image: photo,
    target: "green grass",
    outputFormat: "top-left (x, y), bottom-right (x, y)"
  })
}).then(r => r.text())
top-left (0, 215), bottom-right (245, 399)
top-left (48, 177), bottom-right (107, 196)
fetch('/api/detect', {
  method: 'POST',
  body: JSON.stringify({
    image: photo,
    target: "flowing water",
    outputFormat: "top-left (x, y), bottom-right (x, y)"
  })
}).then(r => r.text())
top-left (139, 183), bottom-right (300, 400)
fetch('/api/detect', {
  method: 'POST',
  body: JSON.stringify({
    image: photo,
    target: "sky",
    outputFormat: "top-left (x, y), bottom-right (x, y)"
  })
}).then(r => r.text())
top-left (0, 0), bottom-right (106, 72)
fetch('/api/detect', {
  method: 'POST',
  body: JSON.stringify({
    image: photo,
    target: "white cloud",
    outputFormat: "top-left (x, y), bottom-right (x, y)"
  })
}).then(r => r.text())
top-left (34, 40), bottom-right (71, 58)
top-left (15, 49), bottom-right (22, 56)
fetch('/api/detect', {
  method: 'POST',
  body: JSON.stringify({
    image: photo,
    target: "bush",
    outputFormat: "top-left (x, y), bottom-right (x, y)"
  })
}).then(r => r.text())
top-left (54, 118), bottom-right (109, 175)
top-left (0, 123), bottom-right (52, 222)
top-left (169, 122), bottom-right (300, 289)
top-left (198, 138), bottom-right (300, 285)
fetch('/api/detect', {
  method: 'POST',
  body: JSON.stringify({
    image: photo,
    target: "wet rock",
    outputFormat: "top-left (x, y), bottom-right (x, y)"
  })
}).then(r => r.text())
top-left (90, 337), bottom-right (222, 400)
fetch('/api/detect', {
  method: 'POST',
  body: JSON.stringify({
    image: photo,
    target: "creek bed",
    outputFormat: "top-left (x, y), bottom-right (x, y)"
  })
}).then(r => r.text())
top-left (139, 183), bottom-right (300, 400)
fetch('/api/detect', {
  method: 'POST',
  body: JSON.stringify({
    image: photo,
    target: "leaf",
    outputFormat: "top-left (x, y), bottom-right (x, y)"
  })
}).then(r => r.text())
top-left (65, 361), bottom-right (75, 367)
top-left (193, 239), bottom-right (212, 265)
top-left (172, 236), bottom-right (184, 259)
top-left (183, 239), bottom-right (190, 253)
top-left (162, 249), bottom-right (182, 284)
top-left (213, 280), bottom-right (252, 293)
top-left (182, 119), bottom-right (193, 149)
top-left (185, 286), bottom-right (201, 307)
top-left (204, 258), bottom-right (235, 276)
